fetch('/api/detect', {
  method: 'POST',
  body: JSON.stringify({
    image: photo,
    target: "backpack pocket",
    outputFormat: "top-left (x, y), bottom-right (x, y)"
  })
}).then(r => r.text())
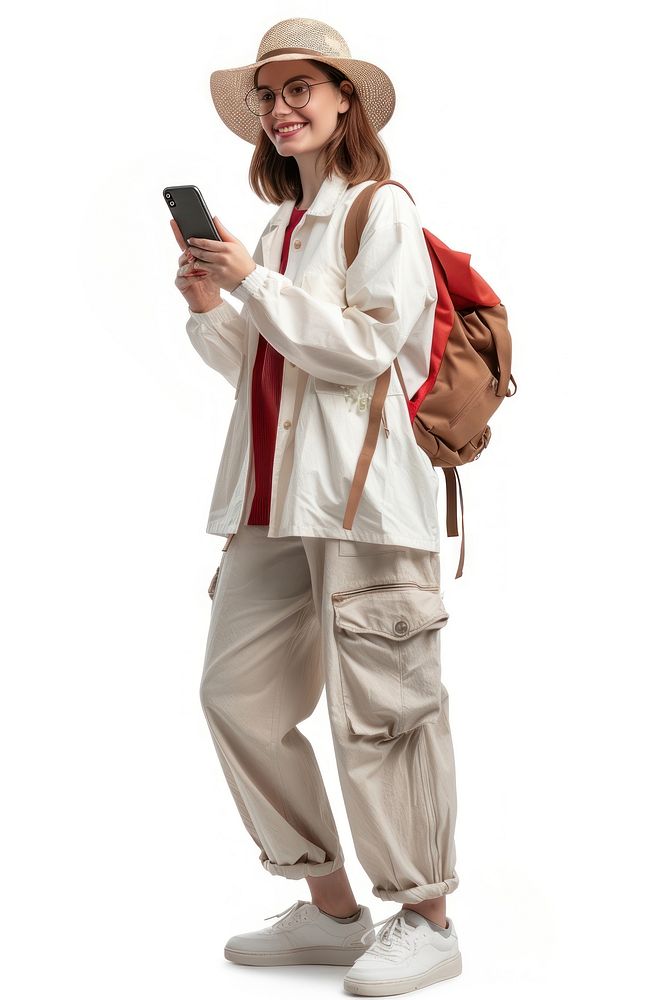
top-left (332, 583), bottom-right (449, 738)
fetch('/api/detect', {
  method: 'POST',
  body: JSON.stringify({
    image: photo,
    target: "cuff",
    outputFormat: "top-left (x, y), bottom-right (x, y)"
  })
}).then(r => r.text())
top-left (187, 300), bottom-right (227, 328)
top-left (372, 873), bottom-right (459, 903)
top-left (230, 263), bottom-right (272, 303)
top-left (259, 848), bottom-right (346, 880)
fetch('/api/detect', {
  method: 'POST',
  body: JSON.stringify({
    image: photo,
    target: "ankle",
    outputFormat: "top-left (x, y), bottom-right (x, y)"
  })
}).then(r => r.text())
top-left (402, 903), bottom-right (447, 929)
top-left (312, 900), bottom-right (360, 919)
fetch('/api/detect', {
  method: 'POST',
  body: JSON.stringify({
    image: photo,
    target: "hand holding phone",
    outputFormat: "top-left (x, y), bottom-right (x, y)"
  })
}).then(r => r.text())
top-left (164, 184), bottom-right (257, 312)
top-left (164, 185), bottom-right (220, 244)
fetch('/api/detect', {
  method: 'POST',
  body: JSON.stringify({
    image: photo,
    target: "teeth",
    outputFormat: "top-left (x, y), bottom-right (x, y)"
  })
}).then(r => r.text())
top-left (276, 123), bottom-right (306, 133)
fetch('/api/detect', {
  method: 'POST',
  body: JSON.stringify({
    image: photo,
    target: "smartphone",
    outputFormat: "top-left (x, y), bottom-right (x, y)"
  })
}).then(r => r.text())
top-left (163, 185), bottom-right (221, 243)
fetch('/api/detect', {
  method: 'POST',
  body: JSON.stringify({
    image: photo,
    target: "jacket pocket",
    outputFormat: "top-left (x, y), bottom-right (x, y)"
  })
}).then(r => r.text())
top-left (313, 375), bottom-right (404, 397)
top-left (332, 583), bottom-right (449, 738)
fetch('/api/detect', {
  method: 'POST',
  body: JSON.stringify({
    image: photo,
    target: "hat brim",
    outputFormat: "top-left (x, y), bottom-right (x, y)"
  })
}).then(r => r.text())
top-left (210, 54), bottom-right (395, 144)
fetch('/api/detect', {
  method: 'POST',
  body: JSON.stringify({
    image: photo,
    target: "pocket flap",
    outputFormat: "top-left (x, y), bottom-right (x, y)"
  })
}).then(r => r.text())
top-left (333, 587), bottom-right (449, 640)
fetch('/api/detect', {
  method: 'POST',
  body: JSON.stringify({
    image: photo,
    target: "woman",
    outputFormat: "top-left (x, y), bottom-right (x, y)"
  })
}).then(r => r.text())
top-left (171, 18), bottom-right (462, 997)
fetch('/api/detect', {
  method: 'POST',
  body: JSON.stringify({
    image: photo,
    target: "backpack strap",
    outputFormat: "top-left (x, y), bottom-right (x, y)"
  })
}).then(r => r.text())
top-left (443, 468), bottom-right (465, 579)
top-left (342, 366), bottom-right (391, 529)
top-left (394, 359), bottom-right (466, 580)
top-left (342, 179), bottom-right (466, 578)
top-left (396, 362), bottom-right (466, 580)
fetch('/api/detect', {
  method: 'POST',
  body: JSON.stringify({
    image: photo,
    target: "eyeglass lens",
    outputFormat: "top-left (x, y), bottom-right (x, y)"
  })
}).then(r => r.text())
top-left (246, 79), bottom-right (312, 116)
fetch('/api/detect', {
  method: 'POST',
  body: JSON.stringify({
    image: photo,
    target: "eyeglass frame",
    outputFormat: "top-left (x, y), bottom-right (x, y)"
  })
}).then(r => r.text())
top-left (245, 78), bottom-right (337, 117)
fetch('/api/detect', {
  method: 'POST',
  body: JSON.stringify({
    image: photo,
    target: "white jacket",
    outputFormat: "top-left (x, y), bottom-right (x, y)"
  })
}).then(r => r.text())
top-left (185, 171), bottom-right (441, 551)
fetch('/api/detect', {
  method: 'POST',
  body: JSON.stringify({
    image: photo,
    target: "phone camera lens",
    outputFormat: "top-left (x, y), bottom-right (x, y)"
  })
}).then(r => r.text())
top-left (165, 191), bottom-right (171, 199)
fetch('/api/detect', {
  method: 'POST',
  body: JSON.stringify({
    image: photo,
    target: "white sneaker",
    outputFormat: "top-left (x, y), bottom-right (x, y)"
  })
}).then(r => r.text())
top-left (224, 899), bottom-right (376, 967)
top-left (343, 908), bottom-right (462, 996)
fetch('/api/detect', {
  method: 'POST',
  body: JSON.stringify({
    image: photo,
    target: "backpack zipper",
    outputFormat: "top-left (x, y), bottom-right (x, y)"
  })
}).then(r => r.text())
top-left (450, 373), bottom-right (495, 428)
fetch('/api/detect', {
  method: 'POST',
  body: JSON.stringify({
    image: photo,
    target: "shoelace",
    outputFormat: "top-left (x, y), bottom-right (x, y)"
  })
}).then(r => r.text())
top-left (360, 911), bottom-right (415, 960)
top-left (262, 900), bottom-right (307, 929)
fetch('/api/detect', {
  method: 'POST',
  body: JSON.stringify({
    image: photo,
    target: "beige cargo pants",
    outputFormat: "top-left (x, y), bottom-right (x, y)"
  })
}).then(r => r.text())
top-left (200, 521), bottom-right (459, 903)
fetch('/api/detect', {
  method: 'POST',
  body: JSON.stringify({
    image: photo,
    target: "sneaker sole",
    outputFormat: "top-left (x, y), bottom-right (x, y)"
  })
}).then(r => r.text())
top-left (343, 950), bottom-right (463, 995)
top-left (224, 943), bottom-right (371, 967)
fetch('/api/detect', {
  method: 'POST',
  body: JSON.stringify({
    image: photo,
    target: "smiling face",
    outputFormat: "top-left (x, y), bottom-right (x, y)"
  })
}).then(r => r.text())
top-left (256, 59), bottom-right (352, 156)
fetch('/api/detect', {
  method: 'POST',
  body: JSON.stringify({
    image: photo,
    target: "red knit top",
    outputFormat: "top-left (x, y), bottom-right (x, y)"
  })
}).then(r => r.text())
top-left (246, 205), bottom-right (306, 524)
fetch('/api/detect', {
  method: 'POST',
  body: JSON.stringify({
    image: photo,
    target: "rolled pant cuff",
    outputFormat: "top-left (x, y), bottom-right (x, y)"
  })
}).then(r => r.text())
top-left (372, 873), bottom-right (459, 903)
top-left (260, 851), bottom-right (346, 880)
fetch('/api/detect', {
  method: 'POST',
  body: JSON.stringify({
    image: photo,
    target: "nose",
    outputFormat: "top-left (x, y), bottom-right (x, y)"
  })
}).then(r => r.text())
top-left (271, 90), bottom-right (295, 117)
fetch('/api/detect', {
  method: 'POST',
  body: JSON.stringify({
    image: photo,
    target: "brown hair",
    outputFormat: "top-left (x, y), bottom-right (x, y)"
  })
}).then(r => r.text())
top-left (248, 59), bottom-right (391, 205)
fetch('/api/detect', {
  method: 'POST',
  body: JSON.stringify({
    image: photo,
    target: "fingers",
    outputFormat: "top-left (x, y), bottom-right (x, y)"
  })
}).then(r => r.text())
top-left (187, 239), bottom-right (231, 263)
top-left (178, 254), bottom-right (198, 275)
top-left (187, 236), bottom-right (226, 253)
top-left (178, 242), bottom-right (202, 270)
top-left (177, 243), bottom-right (208, 277)
top-left (187, 245), bottom-right (215, 264)
top-left (177, 260), bottom-right (207, 277)
top-left (172, 219), bottom-right (203, 276)
top-left (170, 218), bottom-right (186, 251)
top-left (212, 215), bottom-right (237, 243)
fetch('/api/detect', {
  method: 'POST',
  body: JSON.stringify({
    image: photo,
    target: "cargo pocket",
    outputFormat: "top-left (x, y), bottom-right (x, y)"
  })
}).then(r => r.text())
top-left (338, 539), bottom-right (406, 557)
top-left (332, 583), bottom-right (450, 739)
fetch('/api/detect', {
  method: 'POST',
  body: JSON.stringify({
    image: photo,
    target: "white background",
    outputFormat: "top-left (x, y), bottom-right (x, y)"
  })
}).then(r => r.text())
top-left (2, 2), bottom-right (665, 997)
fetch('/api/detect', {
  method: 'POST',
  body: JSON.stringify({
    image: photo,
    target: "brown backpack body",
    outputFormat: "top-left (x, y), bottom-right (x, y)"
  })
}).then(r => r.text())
top-left (341, 180), bottom-right (517, 578)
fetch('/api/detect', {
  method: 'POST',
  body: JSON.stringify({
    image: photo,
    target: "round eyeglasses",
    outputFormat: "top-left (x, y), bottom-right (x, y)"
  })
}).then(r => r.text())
top-left (245, 78), bottom-right (335, 117)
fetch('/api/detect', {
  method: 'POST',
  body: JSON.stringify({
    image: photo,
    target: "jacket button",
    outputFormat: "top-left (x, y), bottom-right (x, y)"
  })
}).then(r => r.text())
top-left (283, 419), bottom-right (292, 429)
top-left (393, 620), bottom-right (409, 636)
top-left (293, 239), bottom-right (301, 249)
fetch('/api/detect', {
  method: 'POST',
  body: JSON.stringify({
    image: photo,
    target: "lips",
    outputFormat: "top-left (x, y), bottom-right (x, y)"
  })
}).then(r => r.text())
top-left (274, 122), bottom-right (309, 138)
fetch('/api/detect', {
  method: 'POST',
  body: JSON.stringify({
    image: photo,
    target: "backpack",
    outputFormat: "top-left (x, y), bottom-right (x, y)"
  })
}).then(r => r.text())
top-left (341, 179), bottom-right (517, 579)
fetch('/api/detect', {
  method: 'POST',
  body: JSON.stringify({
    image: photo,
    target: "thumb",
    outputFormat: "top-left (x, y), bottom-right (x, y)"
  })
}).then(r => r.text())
top-left (213, 216), bottom-right (238, 243)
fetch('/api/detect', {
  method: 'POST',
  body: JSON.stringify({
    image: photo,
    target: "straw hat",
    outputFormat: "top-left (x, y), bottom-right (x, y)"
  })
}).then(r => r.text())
top-left (209, 17), bottom-right (396, 145)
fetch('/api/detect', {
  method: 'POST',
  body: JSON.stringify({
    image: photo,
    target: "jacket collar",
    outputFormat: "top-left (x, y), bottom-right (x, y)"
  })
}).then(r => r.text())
top-left (259, 172), bottom-right (352, 274)
top-left (266, 172), bottom-right (351, 230)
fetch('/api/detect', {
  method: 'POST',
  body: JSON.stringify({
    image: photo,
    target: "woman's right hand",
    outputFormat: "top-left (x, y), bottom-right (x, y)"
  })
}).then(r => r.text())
top-left (171, 219), bottom-right (223, 314)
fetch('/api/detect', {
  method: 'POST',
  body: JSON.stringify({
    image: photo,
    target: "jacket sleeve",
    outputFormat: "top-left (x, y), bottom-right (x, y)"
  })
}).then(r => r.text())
top-left (228, 190), bottom-right (437, 385)
top-left (185, 300), bottom-right (248, 389)
top-left (183, 232), bottom-right (264, 388)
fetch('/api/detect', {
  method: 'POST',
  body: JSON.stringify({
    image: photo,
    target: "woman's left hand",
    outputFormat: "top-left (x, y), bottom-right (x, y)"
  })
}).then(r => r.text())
top-left (187, 216), bottom-right (257, 293)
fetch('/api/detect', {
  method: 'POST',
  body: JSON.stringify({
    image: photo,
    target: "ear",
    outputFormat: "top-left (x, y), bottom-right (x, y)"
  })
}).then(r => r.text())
top-left (338, 81), bottom-right (353, 115)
